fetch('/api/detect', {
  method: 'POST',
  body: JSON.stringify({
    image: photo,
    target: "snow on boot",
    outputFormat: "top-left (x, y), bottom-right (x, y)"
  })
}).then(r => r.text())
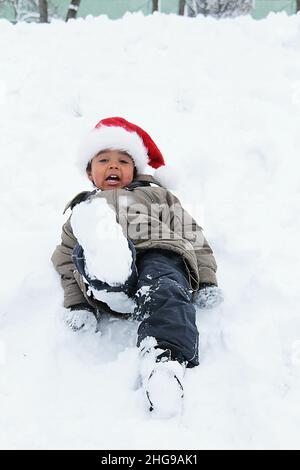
top-left (139, 338), bottom-right (186, 418)
top-left (145, 359), bottom-right (185, 418)
top-left (90, 289), bottom-right (136, 315)
top-left (71, 197), bottom-right (133, 286)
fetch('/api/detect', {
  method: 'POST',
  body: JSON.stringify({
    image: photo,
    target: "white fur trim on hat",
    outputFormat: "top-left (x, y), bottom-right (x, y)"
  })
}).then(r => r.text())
top-left (77, 126), bottom-right (149, 174)
top-left (153, 165), bottom-right (179, 190)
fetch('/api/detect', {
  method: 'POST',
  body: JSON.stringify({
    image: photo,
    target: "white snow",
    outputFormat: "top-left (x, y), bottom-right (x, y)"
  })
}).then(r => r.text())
top-left (90, 288), bottom-right (136, 314)
top-left (0, 11), bottom-right (300, 449)
top-left (71, 196), bottom-right (133, 285)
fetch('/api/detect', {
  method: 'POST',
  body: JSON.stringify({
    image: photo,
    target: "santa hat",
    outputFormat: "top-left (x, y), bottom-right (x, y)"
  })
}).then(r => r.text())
top-left (78, 117), bottom-right (176, 188)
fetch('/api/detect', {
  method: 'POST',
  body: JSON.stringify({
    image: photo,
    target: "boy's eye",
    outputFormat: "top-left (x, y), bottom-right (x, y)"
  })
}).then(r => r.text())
top-left (120, 160), bottom-right (129, 164)
top-left (98, 158), bottom-right (108, 163)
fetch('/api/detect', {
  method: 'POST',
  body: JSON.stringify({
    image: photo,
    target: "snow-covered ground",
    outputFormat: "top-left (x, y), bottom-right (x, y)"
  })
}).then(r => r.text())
top-left (1, 11), bottom-right (300, 450)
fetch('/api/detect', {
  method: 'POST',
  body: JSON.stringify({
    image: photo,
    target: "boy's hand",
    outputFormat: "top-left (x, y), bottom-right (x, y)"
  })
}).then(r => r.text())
top-left (194, 284), bottom-right (224, 310)
top-left (65, 304), bottom-right (97, 332)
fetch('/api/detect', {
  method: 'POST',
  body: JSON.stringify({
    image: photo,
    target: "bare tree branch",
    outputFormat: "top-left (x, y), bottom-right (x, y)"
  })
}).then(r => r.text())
top-left (195, 0), bottom-right (254, 19)
top-left (186, 0), bottom-right (196, 17)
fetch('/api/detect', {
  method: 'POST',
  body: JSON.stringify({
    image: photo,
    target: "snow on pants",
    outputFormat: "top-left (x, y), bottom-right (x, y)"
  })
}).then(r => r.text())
top-left (72, 243), bottom-right (199, 368)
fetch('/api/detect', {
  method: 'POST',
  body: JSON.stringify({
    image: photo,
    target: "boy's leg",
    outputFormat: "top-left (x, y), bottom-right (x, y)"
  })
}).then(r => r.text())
top-left (71, 197), bottom-right (133, 287)
top-left (134, 249), bottom-right (199, 368)
top-left (72, 239), bottom-right (138, 313)
top-left (72, 239), bottom-right (137, 295)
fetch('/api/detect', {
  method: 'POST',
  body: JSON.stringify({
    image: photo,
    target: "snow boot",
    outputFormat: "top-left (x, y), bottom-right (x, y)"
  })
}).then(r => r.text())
top-left (139, 339), bottom-right (186, 418)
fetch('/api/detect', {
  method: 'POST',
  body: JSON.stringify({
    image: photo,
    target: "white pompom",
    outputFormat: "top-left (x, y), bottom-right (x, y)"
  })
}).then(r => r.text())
top-left (153, 165), bottom-right (179, 190)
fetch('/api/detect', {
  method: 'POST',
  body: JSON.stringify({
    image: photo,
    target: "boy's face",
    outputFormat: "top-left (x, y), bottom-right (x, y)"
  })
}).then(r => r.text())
top-left (86, 150), bottom-right (135, 190)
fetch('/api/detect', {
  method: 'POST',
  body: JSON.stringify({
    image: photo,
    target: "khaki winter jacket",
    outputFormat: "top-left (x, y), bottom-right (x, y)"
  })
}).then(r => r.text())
top-left (51, 175), bottom-right (218, 310)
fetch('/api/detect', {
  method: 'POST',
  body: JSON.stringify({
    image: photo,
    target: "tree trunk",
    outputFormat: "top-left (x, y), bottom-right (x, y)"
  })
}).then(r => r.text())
top-left (66, 0), bottom-right (81, 21)
top-left (152, 0), bottom-right (159, 13)
top-left (297, 0), bottom-right (300, 12)
top-left (39, 0), bottom-right (48, 23)
top-left (187, 1), bottom-right (196, 17)
top-left (179, 0), bottom-right (185, 15)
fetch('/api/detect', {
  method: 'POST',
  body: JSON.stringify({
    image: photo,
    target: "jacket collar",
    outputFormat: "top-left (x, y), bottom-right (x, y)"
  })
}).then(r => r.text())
top-left (126, 173), bottom-right (163, 189)
top-left (63, 174), bottom-right (163, 213)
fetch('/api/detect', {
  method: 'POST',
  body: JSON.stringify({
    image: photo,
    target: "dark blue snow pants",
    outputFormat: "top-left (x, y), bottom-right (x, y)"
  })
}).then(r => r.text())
top-left (72, 243), bottom-right (199, 367)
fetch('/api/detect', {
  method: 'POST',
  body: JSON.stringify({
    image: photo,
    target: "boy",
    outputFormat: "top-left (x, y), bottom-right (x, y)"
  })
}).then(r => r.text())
top-left (52, 117), bottom-right (222, 417)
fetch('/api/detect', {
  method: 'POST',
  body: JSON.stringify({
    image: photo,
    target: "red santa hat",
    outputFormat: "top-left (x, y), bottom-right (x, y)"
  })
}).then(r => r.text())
top-left (78, 117), bottom-right (176, 188)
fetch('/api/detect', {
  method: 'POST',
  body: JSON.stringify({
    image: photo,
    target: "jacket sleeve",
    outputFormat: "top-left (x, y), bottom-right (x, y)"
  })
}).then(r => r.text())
top-left (194, 234), bottom-right (218, 286)
top-left (51, 216), bottom-right (86, 308)
top-left (166, 191), bottom-right (218, 287)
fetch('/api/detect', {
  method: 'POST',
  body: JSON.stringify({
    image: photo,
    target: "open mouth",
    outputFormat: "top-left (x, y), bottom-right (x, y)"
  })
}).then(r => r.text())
top-left (105, 175), bottom-right (120, 182)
